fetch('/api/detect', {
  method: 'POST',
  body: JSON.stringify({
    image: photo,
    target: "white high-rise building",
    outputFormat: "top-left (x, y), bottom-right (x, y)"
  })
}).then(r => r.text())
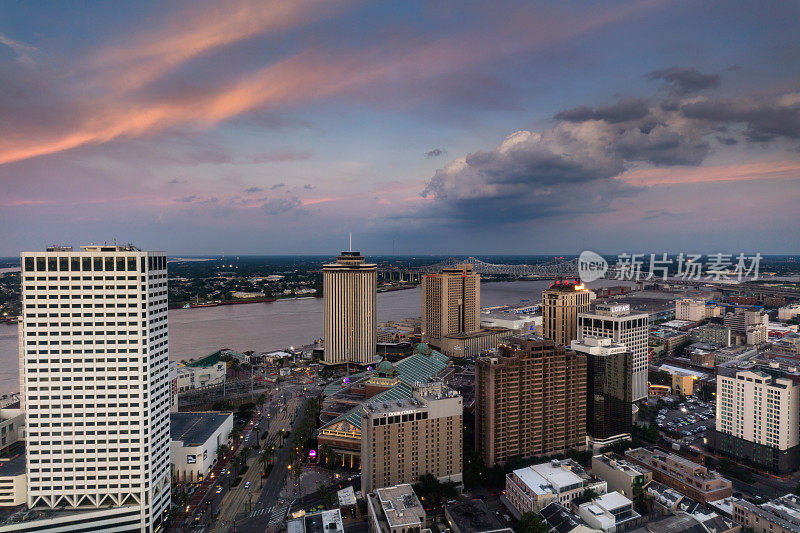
top-left (578, 303), bottom-right (649, 402)
top-left (19, 245), bottom-right (171, 532)
top-left (675, 298), bottom-right (707, 322)
top-left (712, 361), bottom-right (800, 473)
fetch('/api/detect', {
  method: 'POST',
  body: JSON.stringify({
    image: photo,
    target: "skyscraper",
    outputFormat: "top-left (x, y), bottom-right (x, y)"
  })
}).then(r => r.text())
top-left (571, 336), bottom-right (632, 450)
top-left (578, 303), bottom-right (649, 402)
top-left (541, 282), bottom-right (590, 347)
top-left (20, 245), bottom-right (171, 532)
top-left (475, 336), bottom-right (586, 466)
top-left (323, 249), bottom-right (377, 365)
top-left (421, 264), bottom-right (480, 348)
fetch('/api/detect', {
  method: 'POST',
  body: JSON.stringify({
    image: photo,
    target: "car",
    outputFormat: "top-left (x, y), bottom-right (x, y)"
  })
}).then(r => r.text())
top-left (244, 481), bottom-right (251, 488)
top-left (216, 486), bottom-right (222, 494)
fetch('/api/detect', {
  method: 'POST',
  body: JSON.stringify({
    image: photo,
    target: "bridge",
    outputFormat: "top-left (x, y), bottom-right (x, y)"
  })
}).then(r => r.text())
top-left (418, 256), bottom-right (580, 277)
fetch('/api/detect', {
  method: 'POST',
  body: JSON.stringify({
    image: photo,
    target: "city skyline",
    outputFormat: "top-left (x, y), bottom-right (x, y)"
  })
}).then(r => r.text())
top-left (1, 1), bottom-right (799, 255)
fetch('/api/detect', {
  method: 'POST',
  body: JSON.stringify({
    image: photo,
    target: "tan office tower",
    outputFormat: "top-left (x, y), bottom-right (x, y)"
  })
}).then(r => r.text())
top-left (542, 281), bottom-right (590, 346)
top-left (361, 382), bottom-right (463, 496)
top-left (421, 264), bottom-right (480, 348)
top-left (323, 250), bottom-right (377, 365)
top-left (475, 336), bottom-right (586, 466)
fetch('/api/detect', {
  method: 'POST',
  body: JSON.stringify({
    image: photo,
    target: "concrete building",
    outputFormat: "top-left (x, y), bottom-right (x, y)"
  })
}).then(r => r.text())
top-left (444, 500), bottom-right (513, 533)
top-left (571, 337), bottom-right (632, 450)
top-left (438, 327), bottom-right (513, 358)
top-left (676, 298), bottom-right (708, 322)
top-left (480, 311), bottom-right (539, 332)
top-left (287, 508), bottom-right (344, 533)
top-left (714, 345), bottom-right (757, 365)
top-left (421, 264), bottom-right (480, 348)
top-left (649, 328), bottom-right (690, 356)
top-left (710, 361), bottom-right (800, 473)
top-left (542, 282), bottom-right (590, 347)
top-left (170, 412), bottom-right (234, 483)
top-left (624, 448), bottom-right (732, 503)
top-left (505, 459), bottom-right (607, 515)
top-left (0, 408), bottom-right (23, 455)
top-left (19, 245), bottom-right (171, 532)
top-left (591, 453), bottom-right (652, 500)
top-left (0, 454), bottom-right (26, 507)
top-left (323, 250), bottom-right (377, 365)
top-left (690, 324), bottom-right (732, 347)
top-left (576, 491), bottom-right (639, 533)
top-left (475, 336), bottom-right (586, 466)
top-left (671, 373), bottom-right (696, 396)
top-left (724, 308), bottom-right (768, 335)
top-left (733, 493), bottom-right (800, 533)
top-left (361, 382), bottom-right (462, 496)
top-left (747, 323), bottom-right (768, 345)
top-left (366, 484), bottom-right (427, 533)
top-left (579, 303), bottom-right (650, 402)
top-left (778, 304), bottom-right (800, 322)
top-left (172, 361), bottom-right (226, 392)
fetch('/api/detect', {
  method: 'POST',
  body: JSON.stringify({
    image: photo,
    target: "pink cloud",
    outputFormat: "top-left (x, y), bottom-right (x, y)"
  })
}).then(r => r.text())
top-left (618, 159), bottom-right (800, 186)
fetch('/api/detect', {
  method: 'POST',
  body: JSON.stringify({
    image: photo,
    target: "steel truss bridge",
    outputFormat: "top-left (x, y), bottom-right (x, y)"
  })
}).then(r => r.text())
top-left (418, 256), bottom-right (579, 277)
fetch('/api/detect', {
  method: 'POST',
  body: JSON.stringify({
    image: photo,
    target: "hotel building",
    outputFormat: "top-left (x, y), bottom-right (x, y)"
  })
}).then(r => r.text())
top-left (541, 282), bottom-right (590, 347)
top-left (578, 303), bottom-right (649, 402)
top-left (19, 245), bottom-right (171, 532)
top-left (323, 250), bottom-right (377, 365)
top-left (421, 264), bottom-right (480, 348)
top-left (475, 336), bottom-right (586, 466)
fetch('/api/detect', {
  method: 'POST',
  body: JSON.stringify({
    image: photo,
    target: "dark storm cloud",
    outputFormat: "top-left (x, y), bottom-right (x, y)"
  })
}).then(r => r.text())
top-left (716, 136), bottom-right (738, 145)
top-left (555, 98), bottom-right (650, 124)
top-left (680, 98), bottom-right (800, 141)
top-left (303, 184), bottom-right (314, 190)
top-left (270, 183), bottom-right (285, 190)
top-left (425, 148), bottom-right (447, 158)
top-left (646, 67), bottom-right (720, 95)
top-left (244, 186), bottom-right (263, 193)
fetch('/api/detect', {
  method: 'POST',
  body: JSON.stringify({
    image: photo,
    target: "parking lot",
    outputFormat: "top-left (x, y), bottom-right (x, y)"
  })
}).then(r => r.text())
top-left (654, 397), bottom-right (715, 444)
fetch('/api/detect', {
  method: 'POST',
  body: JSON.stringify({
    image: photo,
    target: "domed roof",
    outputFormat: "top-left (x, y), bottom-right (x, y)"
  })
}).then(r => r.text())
top-left (415, 343), bottom-right (432, 355)
top-left (376, 358), bottom-right (397, 377)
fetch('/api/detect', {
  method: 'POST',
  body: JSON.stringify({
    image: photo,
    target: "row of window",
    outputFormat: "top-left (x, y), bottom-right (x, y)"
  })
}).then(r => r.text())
top-left (24, 255), bottom-right (166, 273)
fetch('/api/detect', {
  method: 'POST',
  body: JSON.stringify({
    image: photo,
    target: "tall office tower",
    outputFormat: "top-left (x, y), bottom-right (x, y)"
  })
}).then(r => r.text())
top-left (710, 360), bottom-right (800, 473)
top-left (360, 382), bottom-right (463, 496)
top-left (323, 249), bottom-right (377, 365)
top-left (541, 281), bottom-right (590, 347)
top-left (571, 336), bottom-right (632, 450)
top-left (578, 303), bottom-right (649, 402)
top-left (20, 245), bottom-right (171, 532)
top-left (421, 264), bottom-right (480, 348)
top-left (475, 336), bottom-right (586, 466)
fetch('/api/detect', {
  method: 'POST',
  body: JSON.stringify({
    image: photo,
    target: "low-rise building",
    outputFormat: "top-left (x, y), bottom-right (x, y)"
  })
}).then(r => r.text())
top-left (577, 492), bottom-right (640, 532)
top-left (778, 304), bottom-right (800, 322)
top-left (676, 299), bottom-right (709, 322)
top-left (591, 454), bottom-right (652, 499)
top-left (173, 361), bottom-right (226, 392)
top-left (649, 328), bottom-right (690, 356)
top-left (733, 493), bottom-right (800, 533)
top-left (624, 448), bottom-right (732, 503)
top-left (0, 454), bottom-right (25, 507)
top-left (367, 484), bottom-right (427, 533)
top-left (747, 323), bottom-right (768, 345)
top-left (287, 508), bottom-right (344, 533)
top-left (444, 500), bottom-right (513, 533)
top-left (0, 408), bottom-right (23, 454)
top-left (480, 312), bottom-right (540, 332)
top-left (538, 502), bottom-right (595, 533)
top-left (671, 373), bottom-right (696, 396)
top-left (170, 412), bottom-right (234, 483)
top-left (713, 345), bottom-right (757, 366)
top-left (649, 384), bottom-right (671, 397)
top-left (505, 459), bottom-right (607, 515)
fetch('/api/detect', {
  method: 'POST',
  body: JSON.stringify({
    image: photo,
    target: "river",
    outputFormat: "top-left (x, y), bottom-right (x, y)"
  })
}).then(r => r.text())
top-left (0, 279), bottom-right (628, 395)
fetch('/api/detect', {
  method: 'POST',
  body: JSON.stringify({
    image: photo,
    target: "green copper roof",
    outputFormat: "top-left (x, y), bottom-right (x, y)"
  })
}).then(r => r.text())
top-left (321, 349), bottom-right (450, 432)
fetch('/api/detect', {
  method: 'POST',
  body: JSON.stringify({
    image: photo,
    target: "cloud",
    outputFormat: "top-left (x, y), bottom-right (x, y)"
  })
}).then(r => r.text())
top-left (555, 98), bottom-right (650, 124)
top-left (244, 187), bottom-right (263, 193)
top-left (247, 149), bottom-right (312, 163)
top-left (303, 184), bottom-right (314, 190)
top-left (168, 178), bottom-right (186, 184)
top-left (641, 209), bottom-right (684, 220)
top-left (647, 67), bottom-right (720, 95)
top-left (261, 196), bottom-right (302, 214)
top-left (716, 136), bottom-right (738, 146)
top-left (270, 183), bottom-right (285, 190)
top-left (680, 95), bottom-right (800, 141)
top-left (0, 32), bottom-right (37, 65)
top-left (176, 195), bottom-right (197, 202)
top-left (425, 148), bottom-right (447, 158)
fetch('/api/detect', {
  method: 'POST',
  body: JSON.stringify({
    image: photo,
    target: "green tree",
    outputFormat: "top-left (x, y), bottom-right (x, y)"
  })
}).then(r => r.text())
top-left (518, 512), bottom-right (548, 533)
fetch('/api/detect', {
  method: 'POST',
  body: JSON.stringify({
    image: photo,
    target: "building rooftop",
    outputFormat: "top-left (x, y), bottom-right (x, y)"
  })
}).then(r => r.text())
top-left (287, 508), bottom-right (344, 533)
top-left (737, 493), bottom-right (800, 532)
top-left (594, 491), bottom-right (632, 511)
top-left (512, 460), bottom-right (588, 496)
top-left (539, 502), bottom-right (588, 533)
top-left (445, 500), bottom-right (511, 533)
top-left (593, 453), bottom-right (650, 477)
top-left (337, 486), bottom-right (356, 507)
top-left (373, 484), bottom-right (425, 530)
top-left (0, 453), bottom-right (25, 477)
top-left (170, 412), bottom-right (232, 446)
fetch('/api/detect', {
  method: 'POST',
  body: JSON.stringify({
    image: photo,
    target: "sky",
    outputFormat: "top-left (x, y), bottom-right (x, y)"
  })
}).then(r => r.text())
top-left (1, 0), bottom-right (799, 256)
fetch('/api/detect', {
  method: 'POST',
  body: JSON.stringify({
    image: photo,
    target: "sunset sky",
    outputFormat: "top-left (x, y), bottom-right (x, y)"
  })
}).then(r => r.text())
top-left (1, 0), bottom-right (799, 255)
